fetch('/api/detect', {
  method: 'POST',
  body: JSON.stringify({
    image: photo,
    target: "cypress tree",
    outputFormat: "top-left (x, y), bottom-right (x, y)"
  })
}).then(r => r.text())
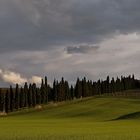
top-left (10, 85), bottom-right (14, 112)
top-left (15, 84), bottom-right (20, 110)
top-left (45, 76), bottom-right (48, 103)
top-left (56, 77), bottom-right (65, 101)
top-left (88, 80), bottom-right (93, 96)
top-left (97, 80), bottom-right (101, 95)
top-left (32, 83), bottom-right (37, 107)
top-left (64, 80), bottom-right (70, 100)
top-left (5, 90), bottom-right (10, 113)
top-left (70, 85), bottom-right (74, 100)
top-left (19, 87), bottom-right (24, 108)
top-left (53, 79), bottom-right (58, 102)
top-left (110, 78), bottom-right (115, 94)
top-left (121, 76), bottom-right (125, 91)
top-left (24, 83), bottom-right (28, 107)
top-left (28, 84), bottom-right (33, 107)
top-left (82, 77), bottom-right (87, 97)
top-left (106, 76), bottom-right (110, 93)
top-left (36, 88), bottom-right (41, 105)
top-left (0, 89), bottom-right (2, 112)
top-left (0, 89), bottom-right (5, 112)
top-left (40, 79), bottom-right (46, 104)
top-left (75, 78), bottom-right (82, 98)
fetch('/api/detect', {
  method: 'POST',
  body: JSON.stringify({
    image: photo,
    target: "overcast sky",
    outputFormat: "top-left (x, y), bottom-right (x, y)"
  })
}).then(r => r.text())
top-left (0, 0), bottom-right (140, 86)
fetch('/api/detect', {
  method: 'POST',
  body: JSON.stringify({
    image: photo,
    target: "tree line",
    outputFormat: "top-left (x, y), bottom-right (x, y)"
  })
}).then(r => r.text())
top-left (0, 75), bottom-right (140, 113)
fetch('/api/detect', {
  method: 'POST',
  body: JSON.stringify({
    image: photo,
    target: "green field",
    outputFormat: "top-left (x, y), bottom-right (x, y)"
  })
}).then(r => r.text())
top-left (0, 97), bottom-right (140, 140)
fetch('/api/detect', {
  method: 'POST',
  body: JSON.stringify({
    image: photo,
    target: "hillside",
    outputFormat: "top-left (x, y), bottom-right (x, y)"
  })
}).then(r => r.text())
top-left (0, 97), bottom-right (140, 140)
top-left (7, 96), bottom-right (140, 120)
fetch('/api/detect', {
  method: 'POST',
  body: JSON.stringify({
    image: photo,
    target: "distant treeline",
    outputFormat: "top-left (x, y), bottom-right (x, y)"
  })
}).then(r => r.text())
top-left (0, 75), bottom-right (140, 113)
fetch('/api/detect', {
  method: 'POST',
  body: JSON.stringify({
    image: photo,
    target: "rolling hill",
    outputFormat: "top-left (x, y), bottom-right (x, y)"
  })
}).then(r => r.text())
top-left (0, 97), bottom-right (140, 140)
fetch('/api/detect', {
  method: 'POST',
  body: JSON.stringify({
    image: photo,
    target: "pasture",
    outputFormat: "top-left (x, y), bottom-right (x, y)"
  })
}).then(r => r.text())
top-left (0, 97), bottom-right (140, 140)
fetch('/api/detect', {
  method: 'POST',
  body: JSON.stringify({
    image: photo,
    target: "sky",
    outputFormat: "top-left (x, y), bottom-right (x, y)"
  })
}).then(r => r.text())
top-left (0, 0), bottom-right (140, 86)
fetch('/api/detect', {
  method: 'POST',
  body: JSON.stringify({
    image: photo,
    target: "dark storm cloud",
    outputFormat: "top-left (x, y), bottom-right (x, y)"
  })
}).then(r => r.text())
top-left (66, 45), bottom-right (99, 54)
top-left (1, 0), bottom-right (140, 53)
top-left (1, 0), bottom-right (140, 86)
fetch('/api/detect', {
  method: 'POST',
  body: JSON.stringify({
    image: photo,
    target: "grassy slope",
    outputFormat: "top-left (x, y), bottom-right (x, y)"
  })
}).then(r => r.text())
top-left (0, 97), bottom-right (140, 139)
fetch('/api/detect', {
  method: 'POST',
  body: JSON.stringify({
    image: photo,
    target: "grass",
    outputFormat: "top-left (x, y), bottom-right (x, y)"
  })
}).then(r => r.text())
top-left (0, 97), bottom-right (140, 139)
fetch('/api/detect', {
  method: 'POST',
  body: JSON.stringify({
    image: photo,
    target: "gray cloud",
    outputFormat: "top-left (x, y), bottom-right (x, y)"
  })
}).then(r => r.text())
top-left (1, 0), bottom-right (140, 53)
top-left (1, 32), bottom-right (140, 85)
top-left (66, 45), bottom-right (99, 54)
top-left (1, 0), bottom-right (140, 86)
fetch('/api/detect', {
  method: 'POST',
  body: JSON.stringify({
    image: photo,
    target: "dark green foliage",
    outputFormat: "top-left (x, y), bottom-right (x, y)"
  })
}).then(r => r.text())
top-left (10, 85), bottom-right (14, 112)
top-left (19, 87), bottom-right (24, 108)
top-left (57, 77), bottom-right (66, 101)
top-left (5, 90), bottom-right (10, 113)
top-left (24, 83), bottom-right (28, 107)
top-left (70, 85), bottom-right (74, 100)
top-left (45, 76), bottom-right (48, 103)
top-left (53, 79), bottom-right (58, 102)
top-left (32, 83), bottom-right (37, 107)
top-left (0, 74), bottom-right (139, 113)
top-left (36, 88), bottom-right (41, 105)
top-left (64, 80), bottom-right (70, 100)
top-left (15, 84), bottom-right (20, 110)
top-left (75, 78), bottom-right (82, 98)
top-left (0, 89), bottom-right (5, 112)
top-left (28, 84), bottom-right (33, 107)
top-left (40, 79), bottom-right (47, 104)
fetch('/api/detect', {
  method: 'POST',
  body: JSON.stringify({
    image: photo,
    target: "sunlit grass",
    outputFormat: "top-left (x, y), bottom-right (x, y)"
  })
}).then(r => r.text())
top-left (0, 97), bottom-right (140, 140)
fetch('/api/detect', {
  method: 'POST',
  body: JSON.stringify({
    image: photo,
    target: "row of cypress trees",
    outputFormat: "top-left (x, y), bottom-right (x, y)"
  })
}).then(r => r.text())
top-left (0, 75), bottom-right (139, 113)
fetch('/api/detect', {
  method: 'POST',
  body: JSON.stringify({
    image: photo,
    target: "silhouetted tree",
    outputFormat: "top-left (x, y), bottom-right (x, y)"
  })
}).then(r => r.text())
top-left (15, 84), bottom-right (20, 110)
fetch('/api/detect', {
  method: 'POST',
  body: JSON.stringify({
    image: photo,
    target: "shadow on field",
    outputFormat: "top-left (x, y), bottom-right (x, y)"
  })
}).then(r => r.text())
top-left (112, 111), bottom-right (140, 121)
